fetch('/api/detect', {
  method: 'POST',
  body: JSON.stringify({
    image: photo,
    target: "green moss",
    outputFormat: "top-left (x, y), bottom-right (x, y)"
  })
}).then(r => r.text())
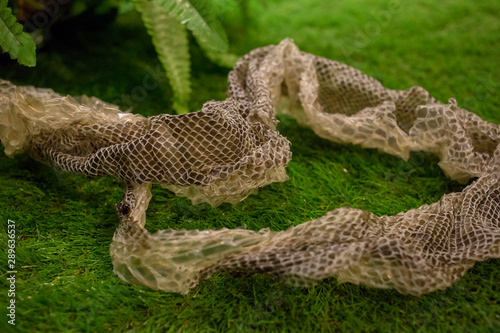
top-left (1, 1), bottom-right (499, 331)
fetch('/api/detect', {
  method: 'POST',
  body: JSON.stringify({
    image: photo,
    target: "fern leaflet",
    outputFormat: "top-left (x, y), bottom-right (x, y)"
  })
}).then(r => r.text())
top-left (0, 0), bottom-right (36, 66)
top-left (136, 0), bottom-right (191, 114)
top-left (155, 0), bottom-right (229, 53)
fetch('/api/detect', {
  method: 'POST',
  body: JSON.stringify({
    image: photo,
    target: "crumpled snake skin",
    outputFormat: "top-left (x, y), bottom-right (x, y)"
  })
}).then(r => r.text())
top-left (1, 40), bottom-right (499, 296)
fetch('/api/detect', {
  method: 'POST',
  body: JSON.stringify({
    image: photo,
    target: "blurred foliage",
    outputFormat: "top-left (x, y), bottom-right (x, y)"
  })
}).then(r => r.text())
top-left (0, 0), bottom-right (244, 113)
top-left (0, 0), bottom-right (36, 66)
top-left (133, 0), bottom-right (241, 113)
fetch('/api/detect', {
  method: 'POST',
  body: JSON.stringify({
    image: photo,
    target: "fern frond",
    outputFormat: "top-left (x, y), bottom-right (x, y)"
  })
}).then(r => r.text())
top-left (155, 0), bottom-right (228, 53)
top-left (203, 48), bottom-right (239, 68)
top-left (135, 0), bottom-right (191, 114)
top-left (0, 0), bottom-right (36, 66)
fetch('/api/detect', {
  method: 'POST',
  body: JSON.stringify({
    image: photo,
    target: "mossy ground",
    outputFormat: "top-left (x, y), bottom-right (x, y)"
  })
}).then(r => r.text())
top-left (1, 0), bottom-right (499, 331)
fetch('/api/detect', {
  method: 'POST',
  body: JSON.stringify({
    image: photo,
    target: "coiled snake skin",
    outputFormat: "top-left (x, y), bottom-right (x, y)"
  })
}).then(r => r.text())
top-left (1, 40), bottom-right (499, 296)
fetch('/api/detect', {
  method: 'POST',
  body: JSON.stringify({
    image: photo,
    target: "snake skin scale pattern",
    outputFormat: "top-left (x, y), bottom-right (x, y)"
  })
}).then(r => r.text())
top-left (1, 40), bottom-right (499, 296)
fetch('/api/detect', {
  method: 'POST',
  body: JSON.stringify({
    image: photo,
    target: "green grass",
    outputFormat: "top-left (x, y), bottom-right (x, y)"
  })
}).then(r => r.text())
top-left (1, 0), bottom-right (499, 331)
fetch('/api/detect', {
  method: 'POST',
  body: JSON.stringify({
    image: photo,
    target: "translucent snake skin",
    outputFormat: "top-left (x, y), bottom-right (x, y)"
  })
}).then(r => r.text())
top-left (1, 40), bottom-right (499, 296)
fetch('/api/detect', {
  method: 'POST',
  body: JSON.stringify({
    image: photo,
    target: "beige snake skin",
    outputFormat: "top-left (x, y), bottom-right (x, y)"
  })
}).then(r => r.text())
top-left (1, 40), bottom-right (499, 296)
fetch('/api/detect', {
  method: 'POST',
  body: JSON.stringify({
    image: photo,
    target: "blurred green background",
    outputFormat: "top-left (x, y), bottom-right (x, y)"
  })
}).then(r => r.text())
top-left (1, 0), bottom-right (499, 331)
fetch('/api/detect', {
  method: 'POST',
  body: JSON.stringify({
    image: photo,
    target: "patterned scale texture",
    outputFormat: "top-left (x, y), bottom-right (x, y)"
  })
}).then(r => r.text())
top-left (1, 39), bottom-right (499, 296)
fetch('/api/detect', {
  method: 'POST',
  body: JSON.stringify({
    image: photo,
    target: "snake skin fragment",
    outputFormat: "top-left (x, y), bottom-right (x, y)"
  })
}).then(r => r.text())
top-left (1, 39), bottom-right (499, 296)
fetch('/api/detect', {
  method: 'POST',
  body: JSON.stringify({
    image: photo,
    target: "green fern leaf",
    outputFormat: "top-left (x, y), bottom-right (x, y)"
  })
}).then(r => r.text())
top-left (203, 48), bottom-right (239, 68)
top-left (0, 0), bottom-right (36, 66)
top-left (135, 0), bottom-right (191, 114)
top-left (155, 0), bottom-right (229, 53)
